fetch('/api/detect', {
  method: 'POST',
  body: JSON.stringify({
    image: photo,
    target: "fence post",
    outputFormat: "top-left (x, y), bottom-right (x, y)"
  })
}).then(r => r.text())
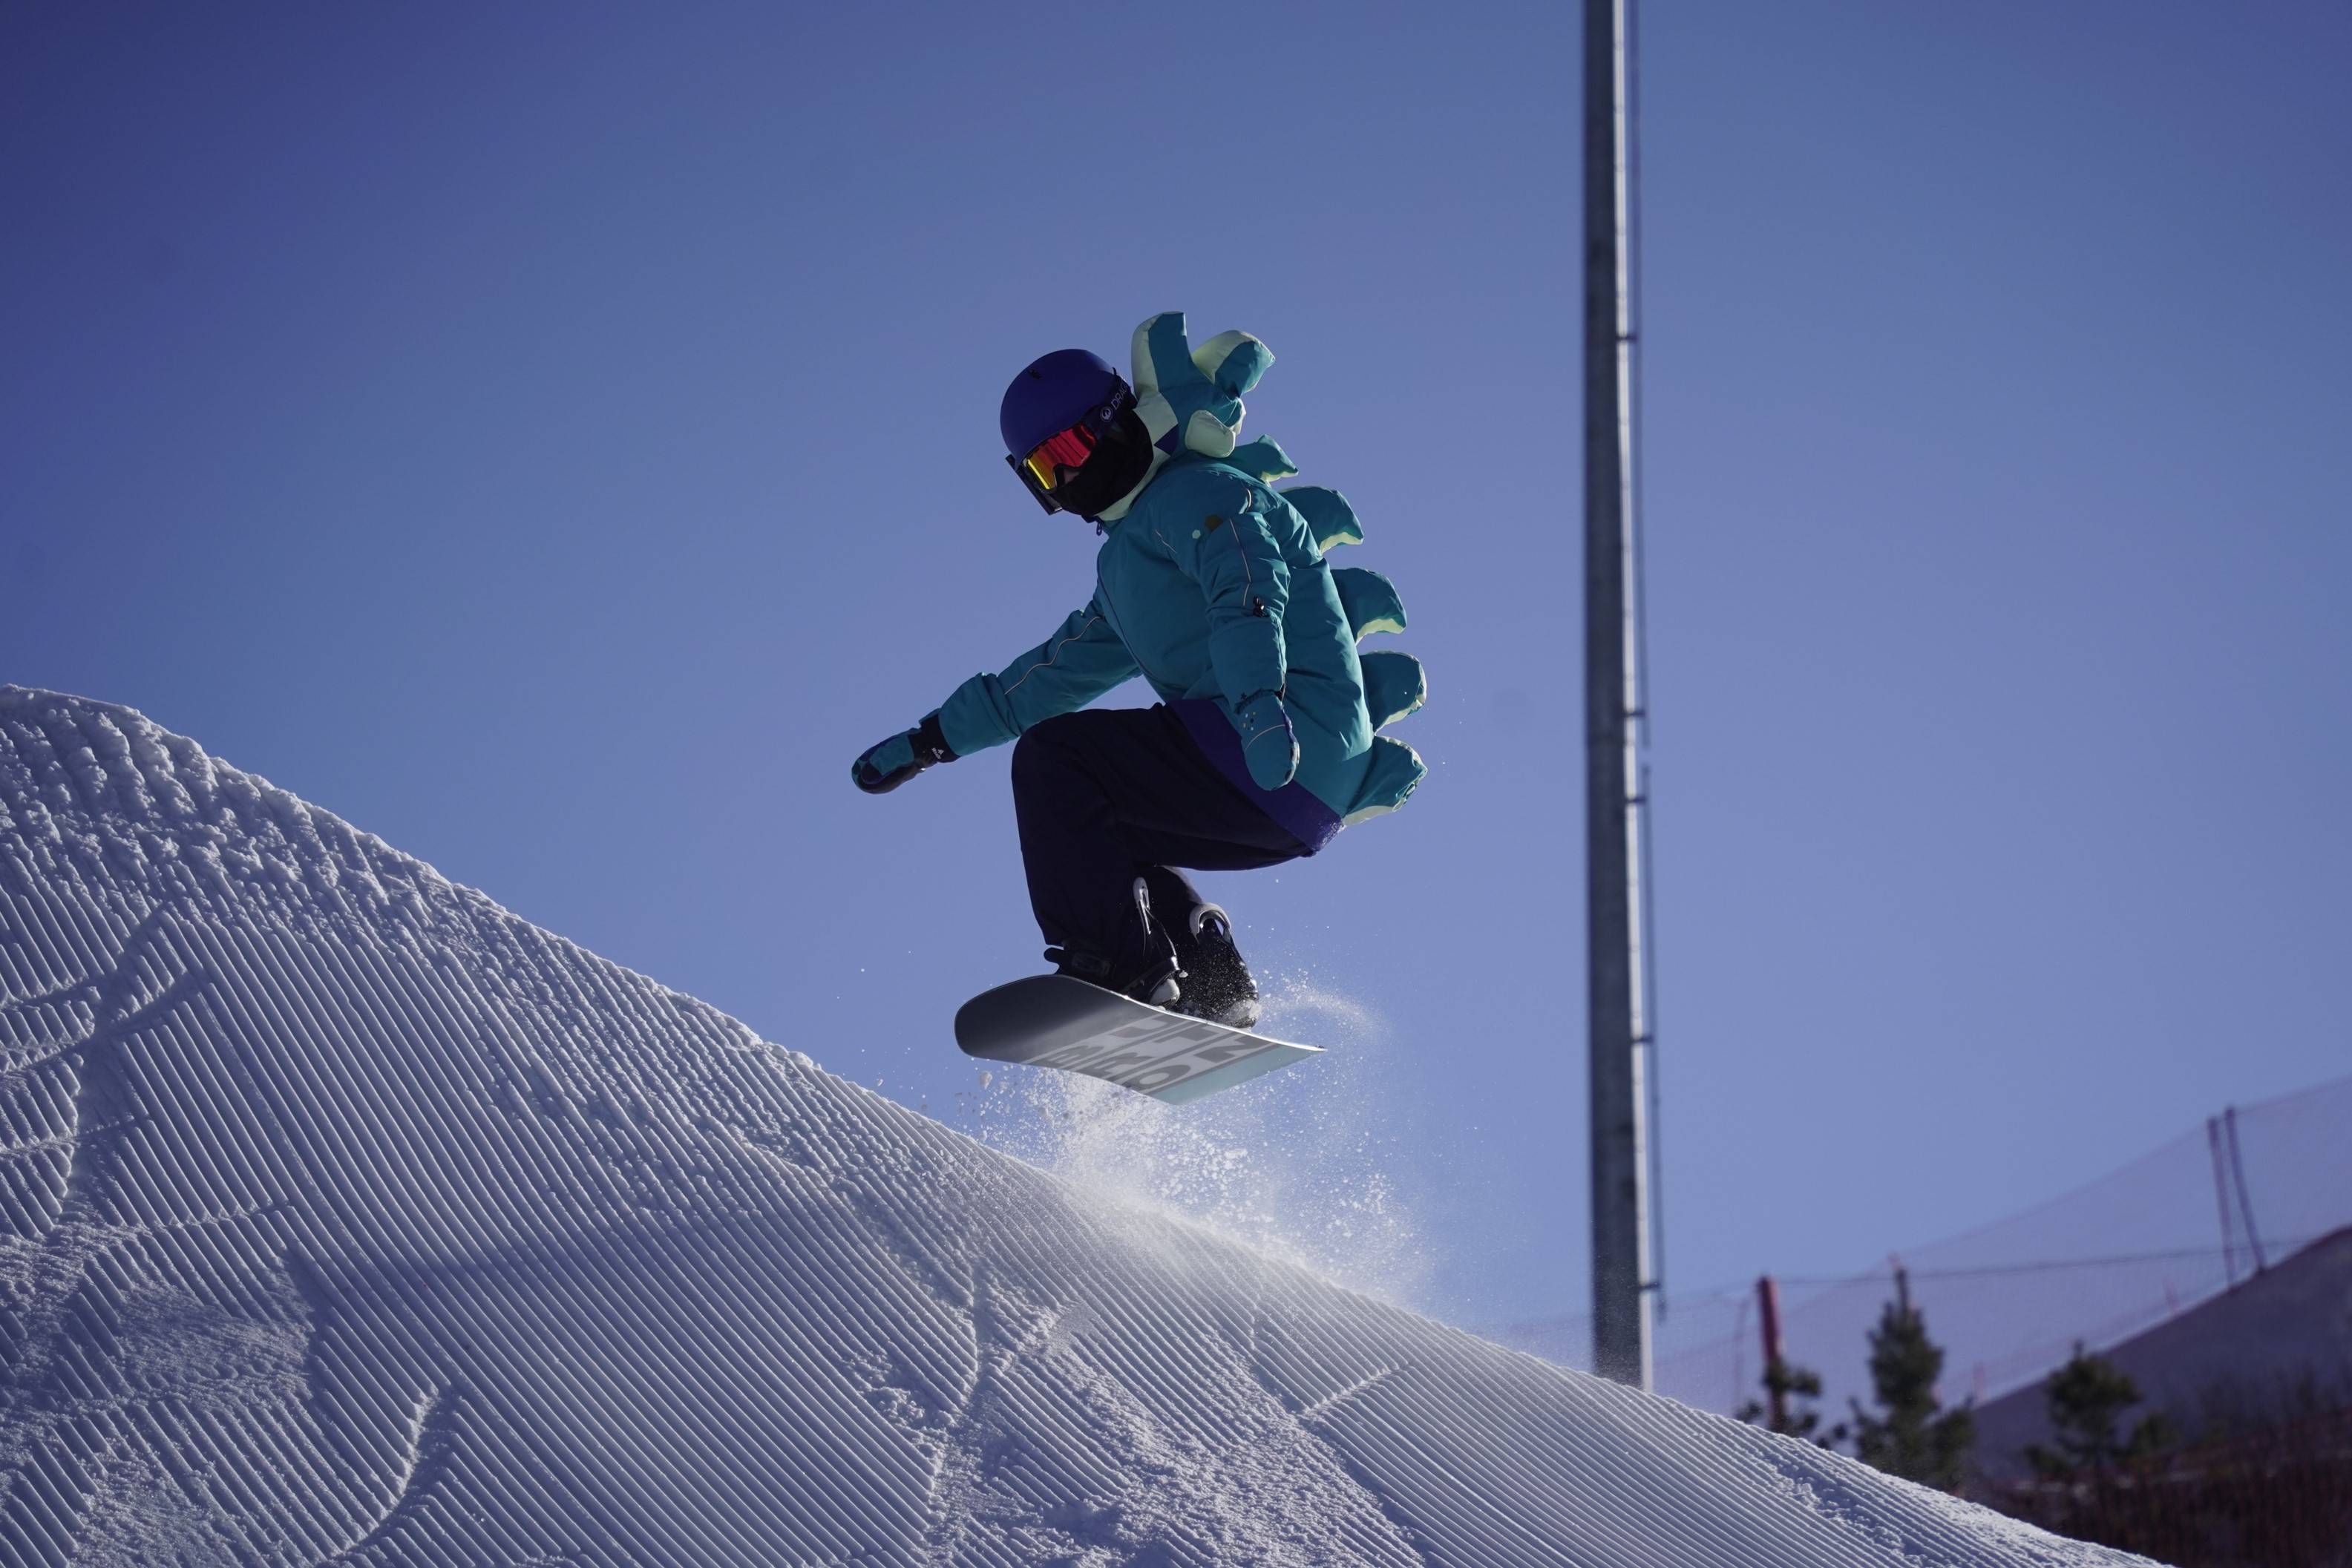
top-left (1755, 1275), bottom-right (1786, 1431)
top-left (2207, 1115), bottom-right (2238, 1287)
top-left (2223, 1106), bottom-right (2267, 1273)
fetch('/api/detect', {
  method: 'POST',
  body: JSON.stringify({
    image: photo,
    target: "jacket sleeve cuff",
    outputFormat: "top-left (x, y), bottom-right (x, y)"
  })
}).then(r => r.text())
top-left (913, 712), bottom-right (957, 764)
top-left (936, 678), bottom-right (1012, 760)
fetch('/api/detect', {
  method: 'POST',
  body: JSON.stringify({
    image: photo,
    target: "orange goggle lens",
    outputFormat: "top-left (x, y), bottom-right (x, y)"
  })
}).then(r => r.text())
top-left (1020, 424), bottom-right (1098, 491)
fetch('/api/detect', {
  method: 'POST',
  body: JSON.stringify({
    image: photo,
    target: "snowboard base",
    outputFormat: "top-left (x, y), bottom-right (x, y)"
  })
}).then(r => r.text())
top-left (954, 974), bottom-right (1321, 1104)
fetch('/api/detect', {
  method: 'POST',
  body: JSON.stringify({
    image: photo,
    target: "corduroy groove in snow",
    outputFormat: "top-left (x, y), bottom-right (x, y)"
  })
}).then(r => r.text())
top-left (0, 688), bottom-right (2149, 1567)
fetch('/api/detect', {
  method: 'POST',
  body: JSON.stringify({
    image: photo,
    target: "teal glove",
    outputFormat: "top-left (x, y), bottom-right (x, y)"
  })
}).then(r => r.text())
top-left (1234, 690), bottom-right (1299, 791)
top-left (851, 713), bottom-right (955, 795)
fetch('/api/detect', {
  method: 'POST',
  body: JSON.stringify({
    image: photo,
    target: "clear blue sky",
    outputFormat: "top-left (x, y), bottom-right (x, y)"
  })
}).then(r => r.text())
top-left (5, 1), bottom-right (2348, 1333)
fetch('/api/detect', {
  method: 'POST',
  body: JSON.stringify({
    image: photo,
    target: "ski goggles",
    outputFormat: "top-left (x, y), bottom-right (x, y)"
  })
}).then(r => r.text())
top-left (1018, 424), bottom-right (1098, 493)
top-left (1006, 377), bottom-right (1136, 513)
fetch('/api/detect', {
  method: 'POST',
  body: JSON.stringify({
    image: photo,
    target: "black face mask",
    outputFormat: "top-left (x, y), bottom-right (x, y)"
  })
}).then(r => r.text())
top-left (1044, 407), bottom-right (1155, 522)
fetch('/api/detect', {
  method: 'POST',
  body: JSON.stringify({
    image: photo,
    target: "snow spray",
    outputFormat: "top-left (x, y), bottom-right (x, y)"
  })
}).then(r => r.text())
top-left (961, 969), bottom-right (1436, 1311)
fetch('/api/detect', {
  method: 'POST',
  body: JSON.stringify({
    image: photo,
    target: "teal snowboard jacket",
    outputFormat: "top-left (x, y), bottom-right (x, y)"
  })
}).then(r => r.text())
top-left (934, 315), bottom-right (1426, 831)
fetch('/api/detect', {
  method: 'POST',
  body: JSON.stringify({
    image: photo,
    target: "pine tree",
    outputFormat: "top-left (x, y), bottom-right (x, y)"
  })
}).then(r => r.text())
top-left (2023, 1344), bottom-right (2173, 1478)
top-left (1737, 1354), bottom-right (1844, 1444)
top-left (1847, 1270), bottom-right (1974, 1490)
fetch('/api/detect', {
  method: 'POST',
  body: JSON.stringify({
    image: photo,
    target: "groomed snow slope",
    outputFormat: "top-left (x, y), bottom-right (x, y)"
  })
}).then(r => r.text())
top-left (0, 688), bottom-right (2146, 1568)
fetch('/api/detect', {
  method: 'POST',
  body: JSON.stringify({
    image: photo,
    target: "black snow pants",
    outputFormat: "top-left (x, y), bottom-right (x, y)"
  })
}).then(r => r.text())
top-left (1009, 706), bottom-right (1311, 983)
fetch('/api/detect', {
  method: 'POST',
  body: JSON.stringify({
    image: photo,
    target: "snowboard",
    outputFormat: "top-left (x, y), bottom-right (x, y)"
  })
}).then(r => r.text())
top-left (954, 974), bottom-right (1322, 1105)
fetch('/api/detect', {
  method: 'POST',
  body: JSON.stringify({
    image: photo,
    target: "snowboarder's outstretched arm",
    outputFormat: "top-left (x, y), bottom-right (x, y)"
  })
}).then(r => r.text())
top-left (939, 597), bottom-right (1141, 753)
top-left (850, 597), bottom-right (1139, 794)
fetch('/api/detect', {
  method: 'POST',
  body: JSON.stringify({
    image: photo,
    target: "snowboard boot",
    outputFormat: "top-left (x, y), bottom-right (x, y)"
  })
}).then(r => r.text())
top-left (1044, 877), bottom-right (1182, 1008)
top-left (1141, 867), bottom-right (1262, 1030)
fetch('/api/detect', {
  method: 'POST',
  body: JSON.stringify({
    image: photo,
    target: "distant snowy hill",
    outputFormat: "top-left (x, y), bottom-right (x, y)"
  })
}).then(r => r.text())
top-left (0, 687), bottom-right (2146, 1567)
top-left (1972, 1227), bottom-right (2352, 1480)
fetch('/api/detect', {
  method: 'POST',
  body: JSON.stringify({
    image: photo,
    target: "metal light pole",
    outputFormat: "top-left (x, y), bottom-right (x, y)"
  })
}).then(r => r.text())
top-left (1584, 0), bottom-right (1654, 1390)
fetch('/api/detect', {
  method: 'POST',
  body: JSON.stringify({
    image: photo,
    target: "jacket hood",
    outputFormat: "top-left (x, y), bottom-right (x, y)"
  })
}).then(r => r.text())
top-left (1095, 313), bottom-right (1276, 524)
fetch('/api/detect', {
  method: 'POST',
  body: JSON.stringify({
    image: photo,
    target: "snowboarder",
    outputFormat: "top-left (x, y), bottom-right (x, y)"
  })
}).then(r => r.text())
top-left (852, 314), bottom-right (1426, 1030)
